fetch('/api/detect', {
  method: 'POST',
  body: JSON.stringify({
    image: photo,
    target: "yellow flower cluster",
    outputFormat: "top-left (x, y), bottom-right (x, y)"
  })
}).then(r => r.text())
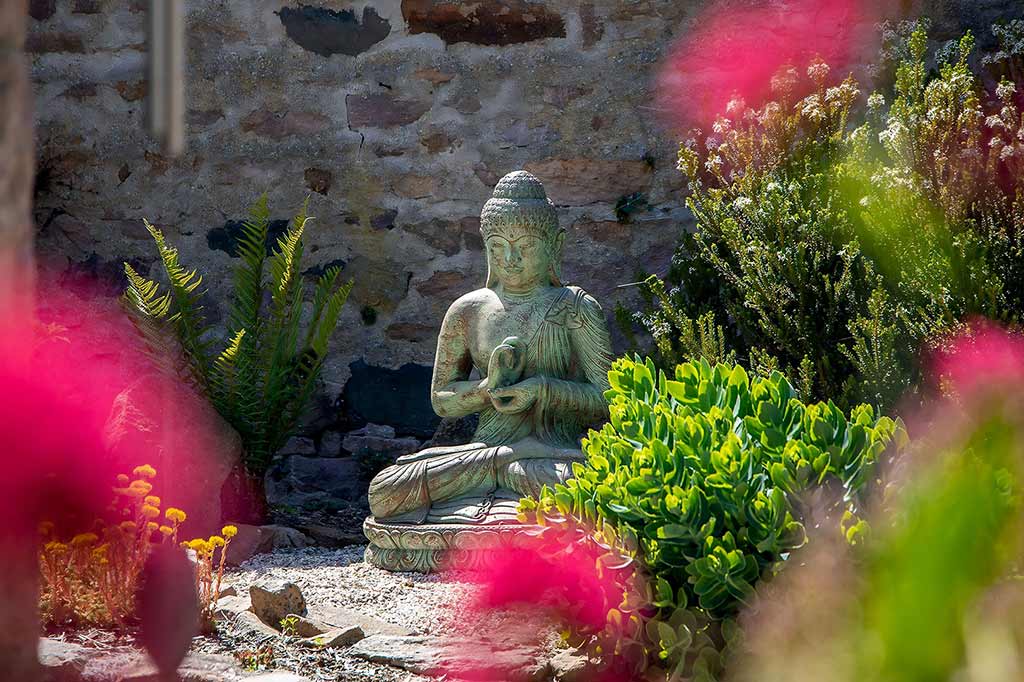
top-left (165, 508), bottom-right (187, 524)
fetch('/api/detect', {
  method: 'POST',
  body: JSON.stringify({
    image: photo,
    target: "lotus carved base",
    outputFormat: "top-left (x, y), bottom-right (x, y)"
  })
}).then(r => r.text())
top-left (362, 516), bottom-right (541, 573)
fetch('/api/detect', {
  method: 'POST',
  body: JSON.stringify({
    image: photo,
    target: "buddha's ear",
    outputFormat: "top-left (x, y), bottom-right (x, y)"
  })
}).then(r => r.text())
top-left (553, 229), bottom-right (566, 255)
top-left (548, 230), bottom-right (566, 286)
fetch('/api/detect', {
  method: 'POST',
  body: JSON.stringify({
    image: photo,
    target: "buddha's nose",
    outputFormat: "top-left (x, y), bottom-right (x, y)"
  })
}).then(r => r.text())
top-left (506, 246), bottom-right (522, 265)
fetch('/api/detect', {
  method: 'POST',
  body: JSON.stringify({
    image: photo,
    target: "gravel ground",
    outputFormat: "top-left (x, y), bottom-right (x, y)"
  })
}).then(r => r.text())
top-left (191, 545), bottom-right (481, 681)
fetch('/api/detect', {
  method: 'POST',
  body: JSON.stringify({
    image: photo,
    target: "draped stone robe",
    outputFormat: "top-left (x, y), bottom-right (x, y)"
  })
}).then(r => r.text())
top-left (368, 286), bottom-right (613, 525)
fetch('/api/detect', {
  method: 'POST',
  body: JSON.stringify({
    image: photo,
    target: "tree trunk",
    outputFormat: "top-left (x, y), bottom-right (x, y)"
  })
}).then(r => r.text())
top-left (220, 460), bottom-right (268, 526)
top-left (0, 1), bottom-right (39, 679)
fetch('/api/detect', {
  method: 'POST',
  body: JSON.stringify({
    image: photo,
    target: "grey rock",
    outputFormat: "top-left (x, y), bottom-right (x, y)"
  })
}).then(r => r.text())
top-left (342, 424), bottom-right (419, 462)
top-left (296, 625), bottom-right (365, 649)
top-left (282, 436), bottom-right (316, 455)
top-left (265, 456), bottom-right (363, 508)
top-left (79, 650), bottom-right (240, 682)
top-left (232, 611), bottom-right (280, 640)
top-left (318, 430), bottom-right (343, 457)
top-left (218, 584), bottom-right (238, 598)
top-left (248, 673), bottom-right (313, 682)
top-left (39, 638), bottom-right (91, 677)
top-left (284, 614), bottom-right (329, 638)
top-left (347, 635), bottom-right (547, 680)
top-left (549, 647), bottom-right (591, 681)
top-left (295, 524), bottom-right (365, 548)
top-left (225, 524), bottom-right (311, 566)
top-left (213, 594), bottom-right (252, 621)
top-left (250, 581), bottom-right (307, 627)
top-left (307, 605), bottom-right (415, 637)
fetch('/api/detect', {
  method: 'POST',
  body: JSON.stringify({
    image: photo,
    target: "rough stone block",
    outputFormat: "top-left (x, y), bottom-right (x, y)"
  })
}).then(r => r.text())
top-left (346, 92), bottom-right (430, 129)
top-left (250, 581), bottom-right (307, 627)
top-left (523, 158), bottom-right (653, 205)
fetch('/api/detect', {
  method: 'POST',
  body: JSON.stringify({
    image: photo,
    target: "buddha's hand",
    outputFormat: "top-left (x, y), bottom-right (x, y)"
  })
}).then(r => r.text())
top-left (489, 376), bottom-right (543, 414)
top-left (486, 336), bottom-right (526, 390)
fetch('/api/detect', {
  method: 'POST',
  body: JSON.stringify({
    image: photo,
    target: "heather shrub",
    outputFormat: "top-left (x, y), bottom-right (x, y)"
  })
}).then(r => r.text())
top-left (640, 23), bottom-right (1024, 411)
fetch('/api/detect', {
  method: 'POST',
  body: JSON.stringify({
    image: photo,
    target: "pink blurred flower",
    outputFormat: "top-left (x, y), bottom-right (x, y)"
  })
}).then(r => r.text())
top-left (657, 0), bottom-right (875, 132)
top-left (436, 529), bottom-right (641, 681)
top-left (931, 319), bottom-right (1024, 399)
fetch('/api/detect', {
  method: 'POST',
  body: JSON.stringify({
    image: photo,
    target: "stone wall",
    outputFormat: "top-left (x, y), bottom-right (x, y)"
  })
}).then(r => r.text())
top-left (26, 0), bottom-right (1024, 506)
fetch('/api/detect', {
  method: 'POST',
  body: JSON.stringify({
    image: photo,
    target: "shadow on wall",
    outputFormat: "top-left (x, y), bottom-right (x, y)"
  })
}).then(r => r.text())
top-left (340, 359), bottom-right (439, 439)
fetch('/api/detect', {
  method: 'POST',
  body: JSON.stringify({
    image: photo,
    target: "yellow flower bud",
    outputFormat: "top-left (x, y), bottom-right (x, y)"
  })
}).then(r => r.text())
top-left (144, 496), bottom-right (161, 507)
top-left (209, 536), bottom-right (225, 548)
top-left (221, 525), bottom-right (238, 539)
top-left (141, 505), bottom-right (160, 519)
top-left (158, 525), bottom-right (174, 536)
top-left (146, 522), bottom-right (159, 532)
top-left (128, 480), bottom-right (153, 497)
top-left (120, 521), bottom-right (137, 533)
top-left (45, 541), bottom-right (68, 554)
top-left (133, 464), bottom-right (157, 479)
top-left (71, 533), bottom-right (98, 547)
top-left (165, 507), bottom-right (187, 524)
top-left (116, 474), bottom-right (130, 485)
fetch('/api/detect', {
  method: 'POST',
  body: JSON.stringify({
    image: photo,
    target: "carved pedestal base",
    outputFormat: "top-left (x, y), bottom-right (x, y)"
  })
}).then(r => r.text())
top-left (363, 515), bottom-right (540, 573)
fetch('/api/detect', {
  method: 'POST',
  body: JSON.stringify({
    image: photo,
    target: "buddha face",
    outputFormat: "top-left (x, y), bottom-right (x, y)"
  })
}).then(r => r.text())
top-left (485, 230), bottom-right (555, 293)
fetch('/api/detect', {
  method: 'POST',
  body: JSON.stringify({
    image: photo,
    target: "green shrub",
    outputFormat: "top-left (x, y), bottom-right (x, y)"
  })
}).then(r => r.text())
top-left (640, 23), bottom-right (1024, 412)
top-left (123, 195), bottom-right (353, 476)
top-left (520, 356), bottom-right (905, 680)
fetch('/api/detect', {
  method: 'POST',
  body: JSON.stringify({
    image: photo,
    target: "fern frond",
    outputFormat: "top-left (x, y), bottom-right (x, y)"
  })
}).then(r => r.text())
top-left (122, 262), bottom-right (200, 387)
top-left (144, 218), bottom-right (213, 384)
top-left (124, 262), bottom-right (172, 320)
top-left (311, 276), bottom-right (354, 358)
top-left (228, 193), bottom-right (270, 337)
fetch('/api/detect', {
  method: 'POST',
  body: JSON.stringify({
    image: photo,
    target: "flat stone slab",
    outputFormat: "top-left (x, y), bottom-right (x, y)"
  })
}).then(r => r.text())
top-left (39, 640), bottom-right (244, 682)
top-left (347, 634), bottom-right (548, 681)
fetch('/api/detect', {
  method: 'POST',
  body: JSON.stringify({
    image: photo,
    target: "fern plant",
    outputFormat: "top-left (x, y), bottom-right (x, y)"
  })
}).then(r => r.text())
top-left (124, 194), bottom-right (353, 477)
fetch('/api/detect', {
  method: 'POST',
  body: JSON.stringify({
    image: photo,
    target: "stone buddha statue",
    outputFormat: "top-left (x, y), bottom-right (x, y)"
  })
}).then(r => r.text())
top-left (363, 170), bottom-right (614, 572)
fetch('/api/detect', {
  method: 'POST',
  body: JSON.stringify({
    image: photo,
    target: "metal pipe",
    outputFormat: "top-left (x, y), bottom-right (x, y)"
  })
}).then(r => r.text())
top-left (148, 0), bottom-right (185, 156)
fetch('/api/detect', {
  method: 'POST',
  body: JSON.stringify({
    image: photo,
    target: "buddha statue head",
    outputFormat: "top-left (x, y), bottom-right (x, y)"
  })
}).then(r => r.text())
top-left (480, 171), bottom-right (564, 292)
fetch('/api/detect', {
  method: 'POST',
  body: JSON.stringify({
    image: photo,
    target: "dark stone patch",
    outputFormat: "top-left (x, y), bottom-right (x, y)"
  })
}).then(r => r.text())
top-left (241, 109), bottom-right (331, 139)
top-left (116, 80), bottom-right (148, 102)
top-left (26, 33), bottom-right (86, 53)
top-left (579, 3), bottom-right (604, 48)
top-left (346, 93), bottom-right (430, 129)
top-left (61, 82), bottom-right (98, 100)
top-left (340, 360), bottom-right (440, 438)
top-left (73, 0), bottom-right (102, 14)
top-left (117, 164), bottom-right (131, 183)
top-left (29, 0), bottom-right (56, 21)
top-left (385, 322), bottom-right (435, 343)
top-left (187, 109), bottom-right (224, 127)
top-left (373, 146), bottom-right (406, 157)
top-left (303, 258), bottom-right (347, 279)
top-left (360, 306), bottom-right (378, 325)
top-left (402, 0), bottom-right (566, 46)
top-left (278, 5), bottom-right (391, 57)
top-left (370, 209), bottom-right (398, 231)
top-left (61, 253), bottom-right (152, 297)
top-left (207, 219), bottom-right (290, 258)
top-left (305, 167), bottom-right (332, 195)
top-left (416, 270), bottom-right (470, 297)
